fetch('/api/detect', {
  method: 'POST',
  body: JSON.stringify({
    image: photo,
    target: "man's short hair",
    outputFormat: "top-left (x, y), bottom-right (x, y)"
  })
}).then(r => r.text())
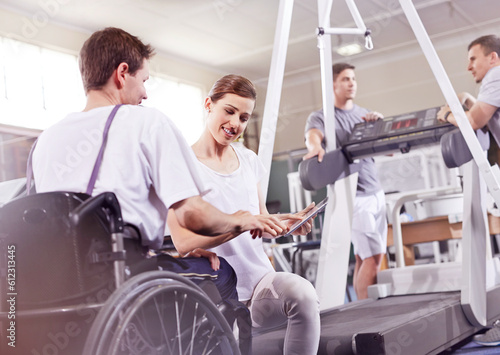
top-left (79, 27), bottom-right (155, 93)
top-left (468, 35), bottom-right (500, 57)
top-left (332, 62), bottom-right (355, 81)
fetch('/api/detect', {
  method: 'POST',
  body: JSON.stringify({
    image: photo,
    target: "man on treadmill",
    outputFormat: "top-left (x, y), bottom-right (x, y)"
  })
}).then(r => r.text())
top-left (438, 35), bottom-right (500, 144)
top-left (304, 62), bottom-right (387, 300)
top-left (437, 34), bottom-right (500, 347)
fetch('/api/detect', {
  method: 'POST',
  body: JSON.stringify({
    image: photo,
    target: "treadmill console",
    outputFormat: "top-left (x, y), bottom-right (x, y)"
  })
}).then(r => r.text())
top-left (343, 107), bottom-right (455, 160)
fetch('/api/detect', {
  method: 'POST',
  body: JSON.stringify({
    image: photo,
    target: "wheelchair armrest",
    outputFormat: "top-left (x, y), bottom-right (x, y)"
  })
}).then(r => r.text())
top-left (70, 192), bottom-right (124, 234)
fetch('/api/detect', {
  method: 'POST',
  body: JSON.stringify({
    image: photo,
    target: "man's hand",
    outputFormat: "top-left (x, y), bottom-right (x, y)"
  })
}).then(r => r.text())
top-left (438, 93), bottom-right (478, 127)
top-left (230, 211), bottom-right (288, 239)
top-left (304, 128), bottom-right (326, 162)
top-left (184, 248), bottom-right (220, 271)
top-left (250, 213), bottom-right (290, 239)
top-left (437, 105), bottom-right (454, 124)
top-left (363, 111), bottom-right (383, 122)
top-left (302, 145), bottom-right (326, 162)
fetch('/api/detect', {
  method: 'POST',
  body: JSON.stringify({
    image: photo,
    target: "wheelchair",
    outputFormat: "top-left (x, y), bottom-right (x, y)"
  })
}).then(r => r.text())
top-left (0, 190), bottom-right (248, 355)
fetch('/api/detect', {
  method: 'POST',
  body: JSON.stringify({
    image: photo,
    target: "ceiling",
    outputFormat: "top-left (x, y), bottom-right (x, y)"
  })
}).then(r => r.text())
top-left (1, 0), bottom-right (500, 86)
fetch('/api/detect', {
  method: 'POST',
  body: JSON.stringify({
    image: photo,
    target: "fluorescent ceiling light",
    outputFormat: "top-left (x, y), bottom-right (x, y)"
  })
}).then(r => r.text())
top-left (335, 43), bottom-right (363, 56)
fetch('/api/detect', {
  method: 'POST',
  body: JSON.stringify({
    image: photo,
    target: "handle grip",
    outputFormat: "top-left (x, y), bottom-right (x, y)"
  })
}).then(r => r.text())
top-left (70, 192), bottom-right (123, 234)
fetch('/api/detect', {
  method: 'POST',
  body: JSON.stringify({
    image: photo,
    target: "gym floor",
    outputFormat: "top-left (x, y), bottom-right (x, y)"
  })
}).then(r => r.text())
top-left (446, 339), bottom-right (500, 354)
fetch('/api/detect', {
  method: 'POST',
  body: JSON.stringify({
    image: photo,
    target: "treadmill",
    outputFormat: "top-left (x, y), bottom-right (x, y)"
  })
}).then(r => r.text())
top-left (252, 107), bottom-right (500, 354)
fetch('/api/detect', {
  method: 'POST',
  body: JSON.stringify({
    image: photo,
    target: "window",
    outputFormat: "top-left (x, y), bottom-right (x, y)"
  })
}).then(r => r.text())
top-left (0, 36), bottom-right (204, 140)
top-left (40, 47), bottom-right (86, 123)
top-left (144, 76), bottom-right (205, 145)
top-left (0, 39), bottom-right (5, 102)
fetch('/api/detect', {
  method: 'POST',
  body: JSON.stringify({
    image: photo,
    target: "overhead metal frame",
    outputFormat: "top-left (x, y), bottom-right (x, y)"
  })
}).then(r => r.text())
top-left (257, 0), bottom-right (294, 198)
top-left (259, 0), bottom-right (499, 326)
top-left (314, 0), bottom-right (374, 310)
top-left (258, 0), bottom-right (373, 310)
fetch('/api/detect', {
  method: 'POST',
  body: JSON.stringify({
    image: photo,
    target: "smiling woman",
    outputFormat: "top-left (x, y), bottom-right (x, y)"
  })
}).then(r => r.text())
top-left (167, 74), bottom-right (321, 355)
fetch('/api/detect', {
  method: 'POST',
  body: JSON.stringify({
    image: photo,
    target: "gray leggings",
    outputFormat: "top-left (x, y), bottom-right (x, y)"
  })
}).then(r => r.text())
top-left (246, 272), bottom-right (320, 354)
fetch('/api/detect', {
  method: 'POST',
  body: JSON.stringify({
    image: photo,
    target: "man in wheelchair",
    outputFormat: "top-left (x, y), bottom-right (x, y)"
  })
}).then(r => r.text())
top-left (1, 27), bottom-right (290, 354)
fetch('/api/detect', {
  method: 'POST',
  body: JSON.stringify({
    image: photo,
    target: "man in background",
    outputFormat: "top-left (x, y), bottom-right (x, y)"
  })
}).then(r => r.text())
top-left (304, 62), bottom-right (387, 300)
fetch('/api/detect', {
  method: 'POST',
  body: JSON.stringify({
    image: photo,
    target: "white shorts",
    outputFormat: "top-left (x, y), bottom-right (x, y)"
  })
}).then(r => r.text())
top-left (351, 190), bottom-right (387, 260)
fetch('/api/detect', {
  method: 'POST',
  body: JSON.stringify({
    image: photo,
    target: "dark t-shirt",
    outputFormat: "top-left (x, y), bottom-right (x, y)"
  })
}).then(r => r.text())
top-left (305, 105), bottom-right (382, 196)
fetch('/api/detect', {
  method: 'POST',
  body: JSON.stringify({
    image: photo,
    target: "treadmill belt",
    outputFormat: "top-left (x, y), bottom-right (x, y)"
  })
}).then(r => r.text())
top-left (252, 291), bottom-right (482, 355)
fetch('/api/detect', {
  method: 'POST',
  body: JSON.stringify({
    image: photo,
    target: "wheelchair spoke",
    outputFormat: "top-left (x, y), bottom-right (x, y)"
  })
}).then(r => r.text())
top-left (175, 290), bottom-right (184, 355)
top-left (202, 327), bottom-right (216, 354)
top-left (185, 301), bottom-right (198, 355)
top-left (154, 291), bottom-right (174, 354)
top-left (122, 322), bottom-right (157, 354)
top-left (203, 326), bottom-right (225, 355)
top-left (135, 303), bottom-right (156, 345)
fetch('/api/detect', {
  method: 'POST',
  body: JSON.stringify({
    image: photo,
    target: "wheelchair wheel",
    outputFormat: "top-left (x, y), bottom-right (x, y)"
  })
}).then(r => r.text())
top-left (83, 270), bottom-right (240, 355)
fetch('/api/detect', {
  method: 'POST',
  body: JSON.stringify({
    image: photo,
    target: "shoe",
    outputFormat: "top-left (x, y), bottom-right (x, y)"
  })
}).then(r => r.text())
top-left (474, 320), bottom-right (500, 347)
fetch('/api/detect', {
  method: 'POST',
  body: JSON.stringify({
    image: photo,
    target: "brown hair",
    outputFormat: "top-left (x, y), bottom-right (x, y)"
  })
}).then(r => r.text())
top-left (79, 27), bottom-right (155, 93)
top-left (332, 62), bottom-right (355, 81)
top-left (468, 35), bottom-right (500, 57)
top-left (208, 74), bottom-right (257, 103)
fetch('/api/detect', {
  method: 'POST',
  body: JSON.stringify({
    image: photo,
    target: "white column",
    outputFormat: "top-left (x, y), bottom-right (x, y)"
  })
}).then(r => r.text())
top-left (257, 0), bottom-right (294, 198)
top-left (461, 161), bottom-right (488, 326)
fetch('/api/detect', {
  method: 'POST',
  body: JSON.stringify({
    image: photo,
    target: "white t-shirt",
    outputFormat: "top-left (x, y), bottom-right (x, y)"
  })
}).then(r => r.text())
top-left (33, 105), bottom-right (208, 250)
top-left (478, 65), bottom-right (500, 146)
top-left (197, 144), bottom-right (275, 301)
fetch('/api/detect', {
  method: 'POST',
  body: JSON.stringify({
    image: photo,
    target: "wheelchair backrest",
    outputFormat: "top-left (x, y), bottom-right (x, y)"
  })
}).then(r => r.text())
top-left (0, 191), bottom-right (115, 310)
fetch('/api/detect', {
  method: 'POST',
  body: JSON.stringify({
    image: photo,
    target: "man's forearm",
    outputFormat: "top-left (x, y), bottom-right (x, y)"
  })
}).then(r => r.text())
top-left (458, 92), bottom-right (476, 110)
top-left (167, 209), bottom-right (240, 255)
top-left (172, 196), bottom-right (238, 236)
top-left (305, 129), bottom-right (324, 151)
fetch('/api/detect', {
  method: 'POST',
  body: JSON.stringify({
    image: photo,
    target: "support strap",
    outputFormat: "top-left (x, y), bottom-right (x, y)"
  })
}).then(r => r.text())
top-left (86, 104), bottom-right (123, 195)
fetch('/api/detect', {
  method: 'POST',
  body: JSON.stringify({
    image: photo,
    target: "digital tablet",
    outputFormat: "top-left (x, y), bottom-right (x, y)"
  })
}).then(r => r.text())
top-left (285, 197), bottom-right (328, 236)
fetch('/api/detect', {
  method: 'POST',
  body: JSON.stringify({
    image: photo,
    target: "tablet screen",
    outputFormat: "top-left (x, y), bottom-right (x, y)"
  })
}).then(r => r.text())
top-left (285, 197), bottom-right (328, 236)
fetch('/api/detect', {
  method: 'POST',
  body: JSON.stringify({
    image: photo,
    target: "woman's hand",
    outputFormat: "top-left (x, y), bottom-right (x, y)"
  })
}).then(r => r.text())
top-left (184, 248), bottom-right (220, 271)
top-left (275, 202), bottom-right (316, 236)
